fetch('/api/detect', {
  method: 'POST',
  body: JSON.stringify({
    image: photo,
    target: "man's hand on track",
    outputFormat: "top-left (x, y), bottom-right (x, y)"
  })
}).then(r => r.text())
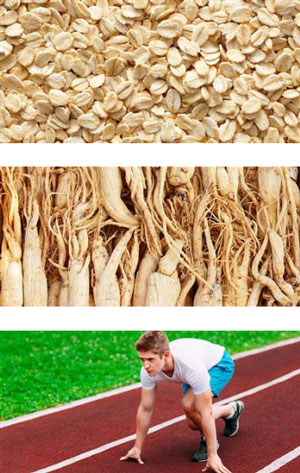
top-left (202, 453), bottom-right (232, 473)
top-left (120, 446), bottom-right (144, 465)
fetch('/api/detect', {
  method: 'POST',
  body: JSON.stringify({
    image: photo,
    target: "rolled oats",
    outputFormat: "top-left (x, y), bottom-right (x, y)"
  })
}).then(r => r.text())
top-left (150, 64), bottom-right (168, 78)
top-left (5, 23), bottom-right (24, 38)
top-left (213, 75), bottom-right (230, 94)
top-left (53, 33), bottom-right (74, 51)
top-left (132, 46), bottom-right (150, 64)
top-left (275, 53), bottom-right (293, 73)
top-left (0, 10), bottom-right (18, 26)
top-left (194, 59), bottom-right (209, 77)
top-left (192, 24), bottom-right (210, 46)
top-left (282, 90), bottom-right (300, 100)
top-left (184, 70), bottom-right (206, 89)
top-left (256, 63), bottom-right (276, 76)
top-left (170, 64), bottom-right (186, 78)
top-left (48, 73), bottom-right (66, 89)
top-left (167, 47), bottom-right (182, 66)
top-left (255, 110), bottom-right (269, 131)
top-left (48, 89), bottom-right (69, 106)
top-left (262, 74), bottom-right (285, 91)
top-left (236, 24), bottom-right (251, 47)
top-left (0, 41), bottom-right (13, 59)
top-left (150, 80), bottom-right (168, 96)
top-left (78, 113), bottom-right (100, 130)
top-left (242, 98), bottom-right (262, 115)
top-left (166, 88), bottom-right (181, 114)
top-left (0, 0), bottom-right (299, 142)
top-left (257, 9), bottom-right (279, 27)
top-left (20, 13), bottom-right (42, 31)
top-left (89, 6), bottom-right (102, 21)
top-left (178, 37), bottom-right (200, 56)
top-left (157, 20), bottom-right (182, 39)
top-left (89, 75), bottom-right (105, 89)
top-left (227, 49), bottom-right (246, 63)
top-left (230, 6), bottom-right (251, 24)
top-left (285, 126), bottom-right (300, 142)
top-left (149, 40), bottom-right (169, 56)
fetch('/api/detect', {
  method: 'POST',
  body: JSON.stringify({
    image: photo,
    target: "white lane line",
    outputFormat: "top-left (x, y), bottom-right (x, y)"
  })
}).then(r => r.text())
top-left (255, 446), bottom-right (300, 473)
top-left (0, 383), bottom-right (141, 428)
top-left (29, 368), bottom-right (300, 473)
top-left (215, 369), bottom-right (300, 406)
top-left (232, 337), bottom-right (300, 360)
top-left (2, 337), bottom-right (299, 428)
top-left (28, 417), bottom-right (185, 473)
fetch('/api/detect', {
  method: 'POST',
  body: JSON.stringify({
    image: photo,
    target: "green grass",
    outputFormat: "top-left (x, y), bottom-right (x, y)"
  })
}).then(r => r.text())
top-left (1, 331), bottom-right (299, 420)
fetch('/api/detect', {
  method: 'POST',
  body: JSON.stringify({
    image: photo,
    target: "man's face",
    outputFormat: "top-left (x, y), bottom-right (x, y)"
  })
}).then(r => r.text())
top-left (138, 350), bottom-right (167, 376)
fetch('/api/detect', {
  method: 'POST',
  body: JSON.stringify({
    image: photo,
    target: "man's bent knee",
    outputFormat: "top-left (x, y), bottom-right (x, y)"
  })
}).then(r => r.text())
top-left (186, 417), bottom-right (199, 431)
top-left (181, 399), bottom-right (195, 417)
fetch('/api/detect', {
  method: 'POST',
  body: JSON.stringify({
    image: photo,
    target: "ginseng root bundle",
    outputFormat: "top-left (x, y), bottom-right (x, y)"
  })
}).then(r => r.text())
top-left (0, 166), bottom-right (299, 306)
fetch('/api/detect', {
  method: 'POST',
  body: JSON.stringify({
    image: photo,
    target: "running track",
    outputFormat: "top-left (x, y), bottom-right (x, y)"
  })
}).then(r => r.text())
top-left (2, 338), bottom-right (300, 473)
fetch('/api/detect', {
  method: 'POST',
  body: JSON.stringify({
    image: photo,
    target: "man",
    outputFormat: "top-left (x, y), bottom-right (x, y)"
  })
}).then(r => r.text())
top-left (120, 331), bottom-right (244, 473)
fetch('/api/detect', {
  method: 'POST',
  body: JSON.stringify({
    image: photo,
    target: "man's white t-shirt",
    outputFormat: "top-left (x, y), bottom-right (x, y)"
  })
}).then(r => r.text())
top-left (140, 338), bottom-right (225, 395)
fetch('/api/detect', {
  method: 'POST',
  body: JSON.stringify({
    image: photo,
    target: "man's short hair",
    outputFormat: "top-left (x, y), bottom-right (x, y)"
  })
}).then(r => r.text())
top-left (135, 331), bottom-right (170, 356)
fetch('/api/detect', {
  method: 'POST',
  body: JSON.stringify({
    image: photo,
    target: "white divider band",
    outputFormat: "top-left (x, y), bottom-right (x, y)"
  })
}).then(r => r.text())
top-left (255, 446), bottom-right (300, 473)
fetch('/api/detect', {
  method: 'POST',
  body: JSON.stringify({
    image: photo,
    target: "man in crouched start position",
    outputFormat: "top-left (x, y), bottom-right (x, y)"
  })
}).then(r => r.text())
top-left (121, 331), bottom-right (244, 473)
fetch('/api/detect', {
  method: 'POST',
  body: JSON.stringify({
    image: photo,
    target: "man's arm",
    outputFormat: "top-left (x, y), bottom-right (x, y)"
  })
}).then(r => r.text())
top-left (120, 387), bottom-right (156, 464)
top-left (195, 390), bottom-right (232, 473)
top-left (135, 387), bottom-right (156, 450)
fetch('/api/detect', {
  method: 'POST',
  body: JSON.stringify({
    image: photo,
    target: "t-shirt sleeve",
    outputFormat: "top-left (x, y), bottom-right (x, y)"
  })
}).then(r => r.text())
top-left (184, 362), bottom-right (210, 395)
top-left (140, 367), bottom-right (157, 390)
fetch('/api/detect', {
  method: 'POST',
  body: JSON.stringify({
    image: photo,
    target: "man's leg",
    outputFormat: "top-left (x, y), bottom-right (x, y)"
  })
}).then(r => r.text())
top-left (209, 351), bottom-right (244, 437)
top-left (213, 403), bottom-right (235, 420)
top-left (182, 387), bottom-right (204, 433)
top-left (182, 388), bottom-right (235, 427)
top-left (182, 387), bottom-right (243, 462)
top-left (182, 388), bottom-right (220, 463)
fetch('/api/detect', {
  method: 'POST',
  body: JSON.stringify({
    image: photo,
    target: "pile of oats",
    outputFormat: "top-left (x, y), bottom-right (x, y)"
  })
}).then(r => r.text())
top-left (0, 0), bottom-right (300, 142)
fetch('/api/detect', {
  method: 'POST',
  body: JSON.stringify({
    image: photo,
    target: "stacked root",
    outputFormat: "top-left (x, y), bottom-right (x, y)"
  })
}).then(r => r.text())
top-left (0, 166), bottom-right (299, 306)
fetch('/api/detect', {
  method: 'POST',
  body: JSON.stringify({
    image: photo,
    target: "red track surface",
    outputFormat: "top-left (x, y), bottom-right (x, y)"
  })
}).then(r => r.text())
top-left (2, 341), bottom-right (300, 473)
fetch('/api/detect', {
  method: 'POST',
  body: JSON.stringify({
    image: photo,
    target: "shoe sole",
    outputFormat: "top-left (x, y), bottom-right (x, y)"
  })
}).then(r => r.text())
top-left (228, 401), bottom-right (244, 437)
top-left (192, 455), bottom-right (206, 463)
top-left (191, 441), bottom-right (220, 462)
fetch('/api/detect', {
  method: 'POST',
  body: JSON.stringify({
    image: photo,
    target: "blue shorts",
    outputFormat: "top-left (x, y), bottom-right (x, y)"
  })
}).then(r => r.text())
top-left (182, 350), bottom-right (235, 398)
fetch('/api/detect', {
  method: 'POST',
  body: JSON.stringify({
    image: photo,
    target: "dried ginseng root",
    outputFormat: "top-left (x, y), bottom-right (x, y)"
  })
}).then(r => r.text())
top-left (68, 229), bottom-right (90, 307)
top-left (258, 167), bottom-right (282, 231)
top-left (252, 235), bottom-right (292, 307)
top-left (0, 168), bottom-right (23, 306)
top-left (194, 218), bottom-right (222, 307)
top-left (122, 167), bottom-right (161, 257)
top-left (23, 198), bottom-right (48, 306)
top-left (145, 240), bottom-right (184, 306)
top-left (0, 166), bottom-right (299, 306)
top-left (92, 228), bottom-right (137, 306)
top-left (67, 168), bottom-right (102, 306)
top-left (99, 168), bottom-right (138, 228)
top-left (48, 219), bottom-right (70, 307)
top-left (119, 230), bottom-right (140, 307)
top-left (132, 250), bottom-right (159, 307)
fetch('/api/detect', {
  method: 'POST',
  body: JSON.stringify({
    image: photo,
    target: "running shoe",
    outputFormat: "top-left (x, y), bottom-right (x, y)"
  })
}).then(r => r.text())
top-left (192, 437), bottom-right (219, 462)
top-left (223, 400), bottom-right (244, 437)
